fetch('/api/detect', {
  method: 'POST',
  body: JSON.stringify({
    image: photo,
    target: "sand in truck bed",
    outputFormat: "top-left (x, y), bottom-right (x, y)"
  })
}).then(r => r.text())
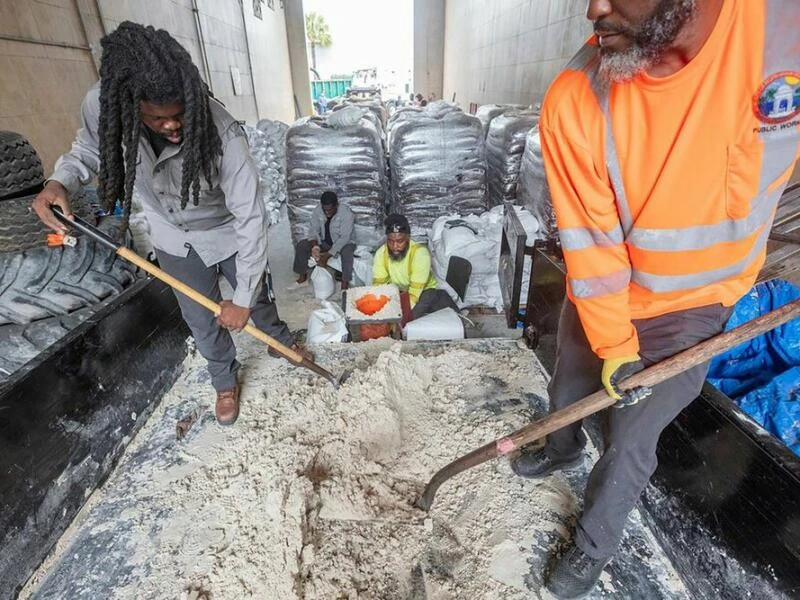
top-left (22, 338), bottom-right (689, 599)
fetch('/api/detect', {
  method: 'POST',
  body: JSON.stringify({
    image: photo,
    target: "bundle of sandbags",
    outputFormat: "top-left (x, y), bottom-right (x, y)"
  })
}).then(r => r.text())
top-left (429, 205), bottom-right (539, 310)
top-left (475, 104), bottom-right (528, 138)
top-left (245, 119), bottom-right (288, 226)
top-left (486, 111), bottom-right (539, 207)
top-left (389, 109), bottom-right (487, 240)
top-left (386, 102), bottom-right (462, 150)
top-left (286, 106), bottom-right (387, 250)
top-left (334, 97), bottom-right (388, 131)
top-left (517, 126), bottom-right (559, 245)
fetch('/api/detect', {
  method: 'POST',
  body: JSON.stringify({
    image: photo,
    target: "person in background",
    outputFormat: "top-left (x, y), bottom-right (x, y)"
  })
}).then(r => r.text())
top-left (372, 214), bottom-right (457, 319)
top-left (511, 0), bottom-right (800, 598)
top-left (317, 90), bottom-right (328, 114)
top-left (294, 191), bottom-right (356, 290)
top-left (414, 93), bottom-right (424, 106)
top-left (32, 22), bottom-right (312, 427)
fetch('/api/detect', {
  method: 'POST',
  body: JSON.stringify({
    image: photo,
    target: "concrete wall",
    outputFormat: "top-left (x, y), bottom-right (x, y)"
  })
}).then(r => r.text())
top-left (284, 0), bottom-right (312, 117)
top-left (0, 0), bottom-right (103, 174)
top-left (0, 0), bottom-right (298, 175)
top-left (442, 0), bottom-right (592, 108)
top-left (244, 0), bottom-right (295, 123)
top-left (413, 0), bottom-right (445, 100)
top-left (97, 0), bottom-right (291, 123)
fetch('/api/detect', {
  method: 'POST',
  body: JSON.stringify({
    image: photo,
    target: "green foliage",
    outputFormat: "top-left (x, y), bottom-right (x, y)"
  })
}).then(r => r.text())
top-left (305, 12), bottom-right (332, 48)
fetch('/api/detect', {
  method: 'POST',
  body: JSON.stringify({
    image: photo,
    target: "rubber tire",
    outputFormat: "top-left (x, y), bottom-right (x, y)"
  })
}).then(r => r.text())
top-left (0, 216), bottom-right (137, 325)
top-left (0, 131), bottom-right (44, 199)
top-left (0, 311), bottom-right (88, 380)
top-left (0, 190), bottom-right (94, 254)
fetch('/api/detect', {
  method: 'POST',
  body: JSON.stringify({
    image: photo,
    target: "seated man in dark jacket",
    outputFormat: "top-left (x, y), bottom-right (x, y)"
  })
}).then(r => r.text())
top-left (294, 191), bottom-right (356, 289)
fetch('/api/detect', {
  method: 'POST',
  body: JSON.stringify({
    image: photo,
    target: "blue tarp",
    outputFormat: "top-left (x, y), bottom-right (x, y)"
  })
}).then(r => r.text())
top-left (707, 279), bottom-right (800, 456)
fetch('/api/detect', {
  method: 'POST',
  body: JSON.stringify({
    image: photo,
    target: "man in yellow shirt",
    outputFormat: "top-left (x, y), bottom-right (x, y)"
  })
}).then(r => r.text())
top-left (372, 214), bottom-right (457, 319)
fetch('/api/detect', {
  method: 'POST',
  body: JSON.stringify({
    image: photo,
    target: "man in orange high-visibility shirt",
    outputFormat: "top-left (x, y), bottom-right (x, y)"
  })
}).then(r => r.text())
top-left (511, 1), bottom-right (800, 597)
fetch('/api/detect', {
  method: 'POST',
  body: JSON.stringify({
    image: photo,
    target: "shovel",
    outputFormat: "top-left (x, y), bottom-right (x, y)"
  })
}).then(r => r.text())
top-left (51, 208), bottom-right (350, 389)
top-left (416, 297), bottom-right (800, 511)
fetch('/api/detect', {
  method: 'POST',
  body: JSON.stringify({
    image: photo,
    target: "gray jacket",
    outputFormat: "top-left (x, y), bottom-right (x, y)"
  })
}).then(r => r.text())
top-left (308, 203), bottom-right (355, 257)
top-left (50, 83), bottom-right (266, 308)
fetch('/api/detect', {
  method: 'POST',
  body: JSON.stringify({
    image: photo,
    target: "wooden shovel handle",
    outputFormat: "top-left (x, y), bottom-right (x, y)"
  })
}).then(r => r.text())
top-left (116, 247), bottom-right (303, 363)
top-left (416, 297), bottom-right (800, 511)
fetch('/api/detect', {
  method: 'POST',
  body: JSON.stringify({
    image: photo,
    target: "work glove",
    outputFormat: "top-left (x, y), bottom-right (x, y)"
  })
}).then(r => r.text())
top-left (601, 355), bottom-right (652, 408)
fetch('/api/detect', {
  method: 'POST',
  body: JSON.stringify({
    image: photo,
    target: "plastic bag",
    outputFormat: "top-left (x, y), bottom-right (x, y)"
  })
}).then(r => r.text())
top-left (404, 308), bottom-right (464, 341)
top-left (307, 301), bottom-right (348, 343)
top-left (311, 266), bottom-right (336, 300)
top-left (351, 246), bottom-right (374, 286)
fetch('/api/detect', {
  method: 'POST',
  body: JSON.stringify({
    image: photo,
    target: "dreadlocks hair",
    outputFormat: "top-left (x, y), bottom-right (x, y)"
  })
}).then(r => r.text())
top-left (97, 21), bottom-right (222, 232)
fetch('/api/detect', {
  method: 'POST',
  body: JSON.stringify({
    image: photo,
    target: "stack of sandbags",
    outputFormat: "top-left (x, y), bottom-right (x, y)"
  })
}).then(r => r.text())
top-left (475, 104), bottom-right (527, 138)
top-left (386, 102), bottom-right (462, 150)
top-left (286, 107), bottom-right (387, 250)
top-left (389, 110), bottom-right (487, 240)
top-left (246, 119), bottom-right (289, 225)
top-left (421, 100), bottom-right (462, 119)
top-left (386, 106), bottom-right (422, 149)
top-left (428, 205), bottom-right (539, 309)
top-left (334, 97), bottom-right (388, 131)
top-left (517, 126), bottom-right (559, 245)
top-left (485, 111), bottom-right (539, 207)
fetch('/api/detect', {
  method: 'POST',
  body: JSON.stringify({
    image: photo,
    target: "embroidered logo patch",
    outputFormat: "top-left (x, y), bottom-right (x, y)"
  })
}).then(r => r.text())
top-left (754, 71), bottom-right (800, 124)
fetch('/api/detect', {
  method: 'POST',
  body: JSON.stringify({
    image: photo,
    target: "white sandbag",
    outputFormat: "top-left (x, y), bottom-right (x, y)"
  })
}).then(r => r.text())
top-left (326, 255), bottom-right (342, 272)
top-left (325, 247), bottom-right (373, 286)
top-left (404, 308), bottom-right (464, 341)
top-left (307, 301), bottom-right (348, 343)
top-left (311, 267), bottom-right (336, 300)
top-left (428, 205), bottom-right (539, 310)
top-left (352, 249), bottom-right (374, 287)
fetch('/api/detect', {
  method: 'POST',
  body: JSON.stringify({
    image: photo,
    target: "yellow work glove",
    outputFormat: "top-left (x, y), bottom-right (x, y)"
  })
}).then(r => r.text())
top-left (601, 355), bottom-right (651, 407)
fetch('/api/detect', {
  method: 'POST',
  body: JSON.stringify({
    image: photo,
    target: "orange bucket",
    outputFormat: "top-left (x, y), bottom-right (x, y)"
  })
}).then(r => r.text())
top-left (355, 293), bottom-right (390, 316)
top-left (359, 323), bottom-right (392, 340)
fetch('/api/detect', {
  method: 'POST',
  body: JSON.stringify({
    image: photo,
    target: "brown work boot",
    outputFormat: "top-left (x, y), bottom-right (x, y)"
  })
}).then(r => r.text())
top-left (215, 385), bottom-right (240, 425)
top-left (296, 274), bottom-right (308, 284)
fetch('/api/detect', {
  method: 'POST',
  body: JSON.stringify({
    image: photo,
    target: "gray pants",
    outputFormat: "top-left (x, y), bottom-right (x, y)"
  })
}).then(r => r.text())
top-left (411, 288), bottom-right (459, 319)
top-left (156, 248), bottom-right (294, 392)
top-left (294, 240), bottom-right (355, 284)
top-left (546, 300), bottom-right (731, 558)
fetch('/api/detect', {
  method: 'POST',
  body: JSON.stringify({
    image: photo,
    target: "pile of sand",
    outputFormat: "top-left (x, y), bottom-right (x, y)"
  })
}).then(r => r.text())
top-left (23, 338), bottom-right (686, 599)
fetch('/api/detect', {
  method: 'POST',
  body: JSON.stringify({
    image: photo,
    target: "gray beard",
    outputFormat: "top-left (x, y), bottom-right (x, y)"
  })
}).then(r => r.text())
top-left (389, 248), bottom-right (408, 262)
top-left (598, 0), bottom-right (697, 83)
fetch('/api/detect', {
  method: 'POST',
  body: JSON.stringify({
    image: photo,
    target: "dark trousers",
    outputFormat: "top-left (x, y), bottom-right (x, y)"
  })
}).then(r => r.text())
top-left (294, 240), bottom-right (356, 284)
top-left (546, 300), bottom-right (731, 558)
top-left (156, 248), bottom-right (294, 392)
top-left (411, 288), bottom-right (459, 319)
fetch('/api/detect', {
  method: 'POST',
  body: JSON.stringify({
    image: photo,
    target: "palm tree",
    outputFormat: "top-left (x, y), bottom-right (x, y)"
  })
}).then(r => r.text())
top-left (305, 11), bottom-right (332, 71)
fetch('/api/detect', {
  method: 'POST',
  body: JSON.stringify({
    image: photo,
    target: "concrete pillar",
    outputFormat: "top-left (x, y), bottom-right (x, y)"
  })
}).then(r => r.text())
top-left (284, 0), bottom-right (313, 119)
top-left (413, 0), bottom-right (445, 100)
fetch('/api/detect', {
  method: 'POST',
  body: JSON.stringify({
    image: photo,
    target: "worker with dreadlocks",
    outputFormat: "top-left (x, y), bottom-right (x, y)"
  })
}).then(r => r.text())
top-left (32, 21), bottom-right (312, 426)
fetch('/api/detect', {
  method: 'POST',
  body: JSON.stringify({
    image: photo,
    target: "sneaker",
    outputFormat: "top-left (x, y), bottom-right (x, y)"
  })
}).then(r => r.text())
top-left (510, 446), bottom-right (583, 479)
top-left (215, 385), bottom-right (240, 425)
top-left (546, 543), bottom-right (611, 599)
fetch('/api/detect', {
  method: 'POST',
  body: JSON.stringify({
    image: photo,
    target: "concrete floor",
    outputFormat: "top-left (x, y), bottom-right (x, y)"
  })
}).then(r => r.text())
top-left (265, 209), bottom-right (520, 341)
